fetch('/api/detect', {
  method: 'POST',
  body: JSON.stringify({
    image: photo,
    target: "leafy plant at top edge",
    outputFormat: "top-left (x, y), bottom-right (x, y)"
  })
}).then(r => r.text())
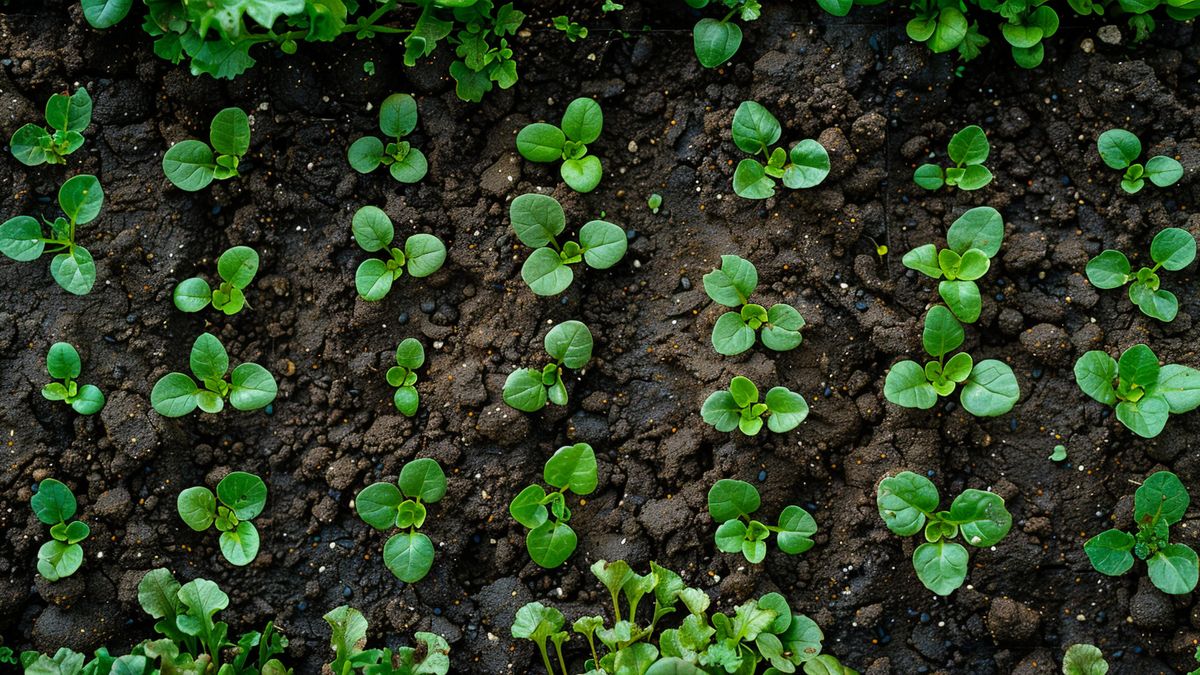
top-left (1096, 129), bottom-right (1184, 194)
top-left (355, 458), bottom-right (447, 583)
top-left (702, 253), bottom-right (805, 355)
top-left (324, 605), bottom-right (450, 675)
top-left (508, 193), bottom-right (626, 295)
top-left (516, 98), bottom-right (605, 193)
top-left (1062, 643), bottom-right (1108, 675)
top-left (177, 471), bottom-right (268, 566)
top-left (163, 107), bottom-right (250, 192)
top-left (510, 443), bottom-right (598, 568)
top-left (42, 342), bottom-right (106, 415)
top-left (688, 0), bottom-right (763, 68)
top-left (729, 101), bottom-right (830, 200)
top-left (0, 174), bottom-right (103, 295)
top-left (9, 86), bottom-right (92, 166)
top-left (347, 93), bottom-right (428, 184)
top-left (1085, 226), bottom-right (1196, 322)
top-left (150, 332), bottom-right (278, 417)
top-left (1074, 343), bottom-right (1200, 439)
top-left (503, 320), bottom-right (593, 412)
top-left (173, 245), bottom-right (260, 315)
top-left (913, 125), bottom-right (993, 191)
top-left (900, 206), bottom-right (1005, 323)
top-left (707, 478), bottom-right (818, 563)
top-left (388, 338), bottom-right (426, 417)
top-left (31, 478), bottom-right (90, 582)
top-left (701, 375), bottom-right (809, 436)
top-left (351, 205), bottom-right (447, 302)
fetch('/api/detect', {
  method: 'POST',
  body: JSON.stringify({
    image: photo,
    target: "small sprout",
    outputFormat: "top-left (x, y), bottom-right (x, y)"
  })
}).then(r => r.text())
top-left (363, 60), bottom-right (375, 76)
top-left (883, 305), bottom-right (1020, 416)
top-left (1096, 129), bottom-right (1183, 194)
top-left (647, 192), bottom-right (662, 214)
top-left (602, 1), bottom-right (624, 11)
top-left (42, 342), bottom-right (105, 415)
top-left (877, 471), bottom-right (1012, 595)
top-left (177, 471), bottom-right (268, 566)
top-left (1084, 471), bottom-right (1198, 595)
top-left (0, 174), bottom-right (103, 295)
top-left (162, 107), bottom-right (250, 191)
top-left (150, 332), bottom-right (278, 417)
top-left (173, 245), bottom-right (260, 315)
top-left (509, 193), bottom-right (626, 296)
top-left (515, 97), bottom-right (605, 193)
top-left (702, 376), bottom-right (809, 435)
top-left (324, 606), bottom-right (450, 674)
top-left (31, 478), bottom-right (90, 581)
top-left (510, 443), bottom-right (598, 568)
top-left (351, 205), bottom-right (446, 301)
top-left (730, 101), bottom-right (830, 199)
top-left (389, 338), bottom-right (425, 417)
top-left (355, 458), bottom-right (447, 583)
top-left (1085, 226), bottom-right (1195, 322)
top-left (707, 479), bottom-right (818, 563)
top-left (10, 87), bottom-right (92, 166)
top-left (901, 206), bottom-right (1004, 323)
top-left (702, 254), bottom-right (804, 355)
top-left (347, 94), bottom-right (428, 183)
top-left (996, 5), bottom-right (1060, 68)
top-left (690, 0), bottom-right (762, 67)
top-left (1049, 444), bottom-right (1067, 462)
top-left (503, 320), bottom-right (593, 412)
top-left (1062, 643), bottom-right (1108, 675)
top-left (868, 236), bottom-right (889, 258)
top-left (1074, 343), bottom-right (1200, 438)
top-left (552, 15), bottom-right (588, 41)
top-left (913, 125), bottom-right (993, 191)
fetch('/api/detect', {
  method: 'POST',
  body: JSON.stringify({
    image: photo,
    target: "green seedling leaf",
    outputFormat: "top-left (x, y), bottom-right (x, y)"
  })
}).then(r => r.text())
top-left (922, 305), bottom-right (964, 358)
top-left (46, 343), bottom-right (82, 380)
top-left (347, 136), bottom-right (385, 173)
top-left (163, 140), bottom-right (218, 191)
top-left (947, 125), bottom-right (989, 165)
top-left (59, 174), bottom-right (104, 224)
top-left (733, 159), bottom-right (775, 199)
top-left (503, 368), bottom-right (548, 412)
top-left (578, 220), bottom-right (627, 269)
top-left (357, 483), bottom-right (403, 530)
top-left (399, 457), bottom-right (447, 502)
top-left (960, 359), bottom-right (1019, 417)
top-left (703, 254), bottom-right (758, 307)
top-left (379, 93), bottom-right (418, 138)
top-left (209, 107), bottom-right (250, 157)
top-left (177, 487), bottom-right (218, 531)
top-left (764, 386), bottom-right (809, 432)
top-left (1063, 643), bottom-right (1109, 675)
top-left (1097, 129), bottom-right (1140, 170)
top-left (544, 320), bottom-right (593, 369)
top-left (510, 193), bottom-right (566, 248)
top-left (1074, 351), bottom-right (1118, 405)
top-left (782, 139), bottom-right (830, 188)
top-left (516, 123), bottom-right (566, 163)
top-left (877, 472), bottom-right (938, 536)
top-left (938, 280), bottom-right (982, 323)
top-left (884, 360), bottom-right (938, 410)
top-left (219, 521), bottom-right (260, 566)
top-left (1085, 250), bottom-right (1131, 289)
top-left (32, 479), bottom-right (77, 525)
top-left (1049, 444), bottom-right (1068, 461)
top-left (510, 484), bottom-right (549, 529)
top-left (560, 155), bottom-right (602, 192)
top-left (1157, 365), bottom-right (1200, 414)
top-left (949, 489), bottom-right (1011, 546)
top-left (174, 277), bottom-right (213, 312)
top-left (693, 18), bottom-right (743, 68)
top-left (708, 479), bottom-right (760, 522)
top-left (562, 97), bottom-right (603, 144)
top-left (82, 0), bottom-right (132, 28)
top-left (947, 206), bottom-right (1004, 257)
top-left (1146, 544), bottom-right (1199, 594)
top-left (1144, 156), bottom-right (1184, 187)
top-left (544, 443), bottom-right (598, 494)
top-left (1149, 227), bottom-right (1196, 271)
top-left (353, 207), bottom-right (395, 252)
top-left (776, 505), bottom-right (818, 554)
top-left (526, 521), bottom-right (577, 568)
top-left (912, 540), bottom-right (969, 595)
top-left (913, 164), bottom-right (945, 190)
top-left (1134, 470), bottom-right (1189, 525)
top-left (216, 471), bottom-right (267, 520)
top-left (404, 233), bottom-right (447, 277)
top-left (383, 531), bottom-right (435, 582)
top-left (762, 304), bottom-right (805, 351)
top-left (731, 102), bottom-right (781, 155)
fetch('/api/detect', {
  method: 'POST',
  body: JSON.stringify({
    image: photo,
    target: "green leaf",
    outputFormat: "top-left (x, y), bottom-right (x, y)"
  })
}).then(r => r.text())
top-left (0, 215), bottom-right (45, 261)
top-left (1129, 283), bottom-right (1177, 322)
top-left (912, 540), bottom-right (969, 595)
top-left (711, 312), bottom-right (755, 356)
top-left (947, 125), bottom-right (989, 165)
top-left (395, 338), bottom-right (425, 370)
top-left (219, 521), bottom-right (260, 565)
top-left (884, 360), bottom-right (938, 409)
top-left (511, 601), bottom-right (564, 642)
top-left (216, 471), bottom-right (267, 520)
top-left (961, 359), bottom-right (1019, 417)
top-left (1145, 156), bottom-right (1184, 188)
top-left (32, 479), bottom-right (77, 525)
top-left (352, 206), bottom-right (395, 253)
top-left (229, 362), bottom-right (277, 411)
top-left (516, 123), bottom-right (566, 163)
top-left (379, 93), bottom-right (418, 138)
top-left (355, 258), bottom-right (393, 301)
top-left (1149, 227), bottom-right (1196, 271)
top-left (174, 278), bottom-right (213, 312)
top-left (544, 443), bottom-right (598, 494)
top-left (776, 505), bottom-right (818, 554)
top-left (560, 155), bottom-right (603, 193)
top-left (163, 140), bottom-right (217, 191)
top-left (71, 384), bottom-right (105, 415)
top-left (703, 254), bottom-right (757, 307)
top-left (693, 18), bottom-right (742, 68)
top-left (731, 101), bottom-right (781, 155)
top-left (947, 206), bottom-right (1004, 257)
top-left (209, 107), bottom-right (249, 157)
top-left (347, 136), bottom-right (384, 173)
top-left (526, 521), bottom-right (577, 568)
top-left (1116, 394), bottom-right (1170, 438)
top-left (1147, 544), bottom-right (1199, 594)
top-left (765, 386), bottom-right (809, 432)
top-left (176, 578), bottom-right (230, 648)
top-left (403, 233), bottom-right (446, 277)
top-left (50, 247), bottom-right (96, 295)
top-left (913, 163), bottom-right (945, 190)
top-left (928, 6), bottom-right (968, 51)
top-left (1085, 250), bottom-right (1131, 289)
top-left (708, 479), bottom-right (760, 522)
top-left (877, 471), bottom-right (938, 536)
top-left (782, 140), bottom-right (830, 188)
top-left (398, 458), bottom-right (446, 503)
top-left (37, 540), bottom-right (83, 581)
top-left (1063, 643), bottom-right (1109, 675)
top-left (389, 147), bottom-right (428, 183)
top-left (902, 244), bottom-right (942, 278)
top-left (9, 124), bottom-right (50, 166)
top-left (81, 0), bottom-right (131, 28)
top-left (1134, 471), bottom-right (1189, 525)
top-left (1084, 528), bottom-right (1135, 577)
top-left (942, 352), bottom-right (973, 383)
top-left (138, 568), bottom-right (184, 632)
top-left (1157, 365), bottom-right (1200, 414)
top-left (356, 483), bottom-right (403, 530)
top-left (728, 376), bottom-right (759, 409)
top-left (151, 372), bottom-right (200, 417)
top-left (58, 174), bottom-right (103, 226)
top-left (949, 489), bottom-right (1011, 547)
top-left (503, 368), bottom-right (548, 412)
top-left (189, 333), bottom-right (229, 382)
top-left (956, 164), bottom-right (993, 190)
top-left (733, 159), bottom-right (776, 199)
top-left (521, 247), bottom-right (572, 296)
top-left (922, 305), bottom-right (964, 358)
top-left (177, 486), bottom-right (217, 531)
top-left (561, 97), bottom-right (603, 144)
top-left (646, 658), bottom-right (708, 675)
top-left (324, 605), bottom-right (369, 675)
top-left (938, 280), bottom-right (981, 324)
top-left (383, 531), bottom-right (435, 582)
top-left (510, 193), bottom-right (566, 247)
top-left (45, 88), bottom-right (92, 134)
top-left (701, 391), bottom-right (740, 432)
top-left (1000, 21), bottom-right (1043, 49)
top-left (544, 320), bottom-right (593, 368)
top-left (46, 342), bottom-right (82, 380)
top-left (1118, 343), bottom-right (1159, 389)
top-left (1074, 351), bottom-right (1118, 405)
top-left (1097, 129), bottom-right (1140, 170)
top-left (217, 246), bottom-right (258, 289)
top-left (510, 485), bottom-right (549, 529)
top-left (714, 519), bottom-right (748, 554)
top-left (762, 304), bottom-right (804, 351)
top-left (579, 220), bottom-right (627, 270)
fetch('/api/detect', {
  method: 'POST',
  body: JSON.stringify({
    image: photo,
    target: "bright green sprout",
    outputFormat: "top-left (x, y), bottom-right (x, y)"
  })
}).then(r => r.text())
top-left (647, 193), bottom-right (663, 214)
top-left (0, 174), bottom-right (103, 295)
top-left (552, 15), bottom-right (588, 41)
top-left (150, 332), bottom-right (278, 417)
top-left (351, 205), bottom-right (446, 302)
top-left (10, 86), bottom-right (91, 166)
top-left (42, 342), bottom-right (105, 415)
top-left (708, 479), bottom-right (817, 564)
top-left (516, 98), bottom-right (605, 193)
top-left (1074, 343), bottom-right (1200, 439)
top-left (31, 478), bottom-right (90, 582)
top-left (901, 206), bottom-right (1005, 323)
top-left (913, 125), bottom-right (993, 191)
top-left (701, 376), bottom-right (809, 435)
top-left (177, 471), bottom-right (268, 566)
top-left (355, 458), bottom-right (447, 583)
top-left (1085, 226), bottom-right (1195, 322)
top-left (503, 320), bottom-right (593, 412)
top-left (1049, 444), bottom-right (1067, 462)
top-left (509, 193), bottom-right (626, 296)
top-left (163, 107), bottom-right (250, 191)
top-left (324, 605), bottom-right (450, 675)
top-left (389, 338), bottom-right (425, 417)
top-left (1096, 129), bottom-right (1184, 194)
top-left (174, 245), bottom-right (260, 315)
top-left (689, 0), bottom-right (762, 68)
top-left (510, 443), bottom-right (598, 568)
top-left (1062, 643), bottom-right (1107, 675)
top-left (703, 254), bottom-right (805, 355)
top-left (730, 101), bottom-right (830, 200)
top-left (347, 94), bottom-right (428, 183)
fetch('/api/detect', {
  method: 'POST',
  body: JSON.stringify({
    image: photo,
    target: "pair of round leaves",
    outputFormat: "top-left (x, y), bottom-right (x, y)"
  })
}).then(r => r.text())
top-left (510, 443), bottom-right (598, 568)
top-left (703, 254), bottom-right (805, 354)
top-left (503, 320), bottom-right (594, 412)
top-left (906, 6), bottom-right (969, 54)
top-left (515, 97), bottom-right (604, 193)
top-left (150, 333), bottom-right (278, 417)
top-left (162, 107), bottom-right (250, 191)
top-left (389, 338), bottom-right (425, 417)
top-left (901, 206), bottom-right (1004, 324)
top-left (355, 458), bottom-right (447, 583)
top-left (1097, 129), bottom-right (1184, 193)
top-left (1085, 227), bottom-right (1196, 322)
top-left (177, 472), bottom-right (267, 566)
top-left (10, 87), bottom-right (92, 166)
top-left (32, 479), bottom-right (89, 581)
top-left (352, 205), bottom-right (447, 301)
top-left (42, 342), bottom-right (105, 414)
top-left (730, 102), bottom-right (831, 199)
top-left (510, 193), bottom-right (627, 295)
top-left (0, 174), bottom-right (103, 295)
top-left (174, 246), bottom-right (260, 315)
top-left (998, 6), bottom-right (1059, 68)
top-left (347, 94), bottom-right (428, 183)
top-left (913, 125), bottom-right (993, 191)
top-left (1073, 344), bottom-right (1200, 439)
top-left (707, 479), bottom-right (818, 563)
top-left (701, 376), bottom-right (810, 436)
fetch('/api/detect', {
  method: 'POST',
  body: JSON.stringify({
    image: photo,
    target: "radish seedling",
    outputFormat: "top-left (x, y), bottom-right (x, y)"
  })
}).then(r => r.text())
top-left (702, 254), bottom-right (804, 355)
top-left (150, 332), bottom-right (278, 417)
top-left (730, 101), bottom-right (830, 200)
top-left (503, 320), bottom-right (593, 412)
top-left (877, 470), bottom-right (1012, 595)
top-left (1084, 471), bottom-right (1197, 594)
top-left (389, 338), bottom-right (425, 417)
top-left (173, 245), bottom-right (260, 315)
top-left (351, 205), bottom-right (446, 302)
top-left (648, 193), bottom-right (662, 214)
top-left (42, 342), bottom-right (105, 415)
top-left (552, 15), bottom-right (588, 41)
top-left (31, 479), bottom-right (89, 582)
top-left (1096, 129), bottom-right (1184, 194)
top-left (901, 206), bottom-right (1004, 323)
top-left (509, 193), bottom-right (626, 296)
top-left (9, 87), bottom-right (91, 166)
top-left (324, 605), bottom-right (450, 675)
top-left (355, 458), bottom-right (446, 583)
top-left (1062, 644), bottom-right (1107, 675)
top-left (883, 305), bottom-right (1019, 416)
top-left (1074, 344), bottom-right (1200, 438)
top-left (0, 174), bottom-right (102, 295)
top-left (1085, 227), bottom-right (1195, 322)
top-left (516, 98), bottom-right (605, 193)
top-left (701, 376), bottom-right (809, 435)
top-left (347, 94), bottom-right (428, 184)
top-left (510, 443), bottom-right (597, 568)
top-left (162, 107), bottom-right (250, 191)
top-left (708, 479), bottom-right (817, 563)
top-left (177, 471), bottom-right (267, 566)
top-left (689, 0), bottom-right (762, 68)
top-left (913, 125), bottom-right (993, 191)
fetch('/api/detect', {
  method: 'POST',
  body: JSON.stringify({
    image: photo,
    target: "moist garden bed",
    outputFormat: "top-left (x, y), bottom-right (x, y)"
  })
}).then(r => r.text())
top-left (1, 1), bottom-right (1199, 673)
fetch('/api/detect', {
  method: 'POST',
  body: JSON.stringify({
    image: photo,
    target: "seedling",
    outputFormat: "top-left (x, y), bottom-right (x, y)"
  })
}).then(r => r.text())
top-left (730, 101), bottom-right (830, 200)
top-left (901, 206), bottom-right (1004, 323)
top-left (702, 254), bottom-right (804, 355)
top-left (883, 305), bottom-right (1019, 417)
top-left (508, 193), bottom-right (626, 295)
top-left (351, 205), bottom-right (446, 301)
top-left (1084, 471), bottom-right (1198, 595)
top-left (162, 107), bottom-right (250, 191)
top-left (510, 443), bottom-right (597, 568)
top-left (877, 471), bottom-right (1012, 595)
top-left (31, 479), bottom-right (89, 582)
top-left (389, 338), bottom-right (425, 417)
top-left (552, 15), bottom-right (588, 41)
top-left (177, 471), bottom-right (267, 566)
top-left (355, 458), bottom-right (446, 583)
top-left (1096, 129), bottom-right (1184, 194)
top-left (913, 125), bottom-right (993, 191)
top-left (1085, 227), bottom-right (1196, 322)
top-left (325, 606), bottom-right (450, 675)
top-left (1074, 343), bottom-right (1200, 438)
top-left (150, 333), bottom-right (278, 417)
top-left (515, 98), bottom-right (605, 193)
top-left (42, 342), bottom-right (105, 415)
top-left (1049, 444), bottom-right (1068, 462)
top-left (10, 87), bottom-right (91, 166)
top-left (647, 193), bottom-right (662, 214)
top-left (689, 0), bottom-right (762, 68)
top-left (503, 320), bottom-right (593, 412)
top-left (173, 246), bottom-right (260, 315)
top-left (1062, 644), bottom-right (1107, 675)
top-left (996, 3), bottom-right (1060, 67)
top-left (701, 376), bottom-right (809, 435)
top-left (347, 94), bottom-right (428, 184)
top-left (0, 174), bottom-right (102, 295)
top-left (708, 479), bottom-right (817, 563)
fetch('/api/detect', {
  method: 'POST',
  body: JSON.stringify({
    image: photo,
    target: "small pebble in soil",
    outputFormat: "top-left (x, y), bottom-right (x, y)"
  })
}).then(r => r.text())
top-left (927, 470), bottom-right (936, 478)
top-left (945, 402), bottom-right (957, 413)
top-left (298, 601), bottom-right (307, 610)
top-left (855, 301), bottom-right (868, 311)
top-left (420, 301), bottom-right (435, 314)
top-left (625, 229), bottom-right (637, 240)
top-left (560, 297), bottom-right (569, 305)
top-left (680, 276), bottom-right (691, 290)
top-left (920, 612), bottom-right (930, 623)
top-left (211, 206), bottom-right (221, 215)
top-left (1032, 368), bottom-right (1043, 379)
top-left (433, 607), bottom-right (442, 615)
top-left (995, 293), bottom-right (1005, 301)
top-left (823, 386), bottom-right (832, 398)
top-left (126, 314), bottom-right (136, 324)
top-left (103, 335), bottom-right (116, 344)
top-left (1009, 418), bottom-right (1018, 431)
top-left (265, 404), bottom-right (273, 415)
top-left (343, 586), bottom-right (352, 598)
top-left (397, 312), bottom-right (409, 325)
top-left (1061, 176), bottom-right (1071, 186)
top-left (757, 470), bottom-right (767, 482)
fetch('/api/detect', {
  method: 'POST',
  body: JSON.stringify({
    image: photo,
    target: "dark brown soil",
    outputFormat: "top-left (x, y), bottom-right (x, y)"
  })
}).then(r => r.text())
top-left (1, 1), bottom-right (1198, 673)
